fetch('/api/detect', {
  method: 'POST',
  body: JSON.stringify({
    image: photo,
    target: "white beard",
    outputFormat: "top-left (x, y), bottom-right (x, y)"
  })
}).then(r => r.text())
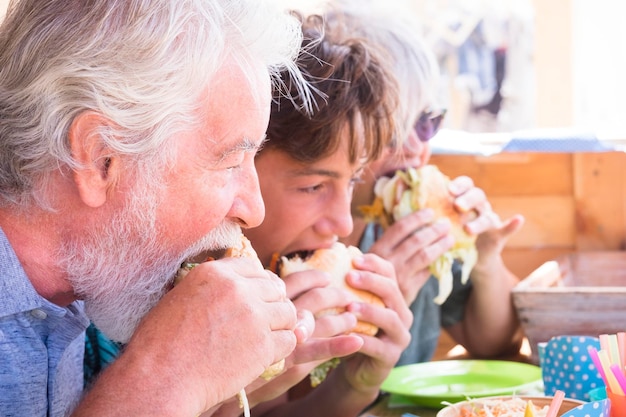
top-left (60, 177), bottom-right (242, 343)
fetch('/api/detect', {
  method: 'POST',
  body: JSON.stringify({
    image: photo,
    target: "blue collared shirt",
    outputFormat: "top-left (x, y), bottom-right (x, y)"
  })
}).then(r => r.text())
top-left (0, 226), bottom-right (89, 417)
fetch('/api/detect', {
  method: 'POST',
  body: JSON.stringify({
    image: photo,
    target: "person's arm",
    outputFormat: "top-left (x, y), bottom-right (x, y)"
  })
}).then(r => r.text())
top-left (72, 258), bottom-right (298, 416)
top-left (447, 214), bottom-right (525, 357)
top-left (445, 176), bottom-right (525, 357)
top-left (256, 369), bottom-right (378, 417)
top-left (208, 330), bottom-right (368, 417)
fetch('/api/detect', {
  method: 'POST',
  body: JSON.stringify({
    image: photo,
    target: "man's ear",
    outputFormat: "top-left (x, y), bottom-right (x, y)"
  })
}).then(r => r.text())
top-left (69, 112), bottom-right (119, 208)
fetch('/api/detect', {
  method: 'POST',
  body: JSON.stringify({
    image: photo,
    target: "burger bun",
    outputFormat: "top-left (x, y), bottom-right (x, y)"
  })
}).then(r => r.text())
top-left (279, 242), bottom-right (384, 336)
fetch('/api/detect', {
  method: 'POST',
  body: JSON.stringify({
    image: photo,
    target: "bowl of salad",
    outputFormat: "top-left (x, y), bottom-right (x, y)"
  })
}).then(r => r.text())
top-left (436, 395), bottom-right (585, 417)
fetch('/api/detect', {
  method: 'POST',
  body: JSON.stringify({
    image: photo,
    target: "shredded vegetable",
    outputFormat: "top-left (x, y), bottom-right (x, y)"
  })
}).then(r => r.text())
top-left (455, 398), bottom-right (548, 417)
top-left (309, 357), bottom-right (341, 387)
top-left (360, 166), bottom-right (478, 305)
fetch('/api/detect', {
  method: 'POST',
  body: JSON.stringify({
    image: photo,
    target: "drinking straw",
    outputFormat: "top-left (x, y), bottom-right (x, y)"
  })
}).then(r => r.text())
top-left (609, 334), bottom-right (622, 370)
top-left (600, 333), bottom-right (610, 352)
top-left (598, 349), bottom-right (624, 395)
top-left (545, 389), bottom-right (565, 417)
top-left (589, 346), bottom-right (608, 385)
top-left (610, 364), bottom-right (626, 396)
top-left (618, 332), bottom-right (626, 373)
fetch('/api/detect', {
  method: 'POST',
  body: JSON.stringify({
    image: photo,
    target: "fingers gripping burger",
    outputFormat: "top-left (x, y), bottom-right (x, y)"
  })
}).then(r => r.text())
top-left (277, 242), bottom-right (384, 386)
top-left (175, 235), bottom-right (285, 380)
top-left (360, 165), bottom-right (478, 305)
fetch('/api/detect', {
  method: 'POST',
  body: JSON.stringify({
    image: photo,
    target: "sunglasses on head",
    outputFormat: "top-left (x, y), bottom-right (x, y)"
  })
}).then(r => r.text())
top-left (414, 108), bottom-right (446, 142)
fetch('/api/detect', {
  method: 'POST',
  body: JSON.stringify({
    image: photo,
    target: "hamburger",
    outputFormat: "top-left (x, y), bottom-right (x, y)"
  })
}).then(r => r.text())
top-left (359, 165), bottom-right (478, 305)
top-left (279, 242), bottom-right (384, 336)
top-left (277, 242), bottom-right (384, 386)
top-left (176, 235), bottom-right (285, 380)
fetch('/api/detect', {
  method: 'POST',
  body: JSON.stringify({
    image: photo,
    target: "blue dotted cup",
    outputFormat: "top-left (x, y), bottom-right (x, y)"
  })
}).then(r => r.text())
top-left (538, 335), bottom-right (605, 401)
top-left (560, 399), bottom-right (611, 417)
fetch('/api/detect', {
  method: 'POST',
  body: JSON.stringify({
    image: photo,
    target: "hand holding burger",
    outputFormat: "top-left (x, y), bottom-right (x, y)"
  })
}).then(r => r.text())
top-left (279, 242), bottom-right (384, 336)
top-left (277, 242), bottom-right (386, 386)
top-left (360, 164), bottom-right (478, 304)
top-left (176, 235), bottom-right (286, 380)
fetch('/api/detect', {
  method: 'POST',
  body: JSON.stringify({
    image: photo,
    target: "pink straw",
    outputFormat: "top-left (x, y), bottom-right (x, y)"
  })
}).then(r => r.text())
top-left (618, 332), bottom-right (626, 373)
top-left (599, 349), bottom-right (623, 395)
top-left (610, 364), bottom-right (626, 396)
top-left (546, 390), bottom-right (565, 417)
top-left (589, 346), bottom-right (608, 385)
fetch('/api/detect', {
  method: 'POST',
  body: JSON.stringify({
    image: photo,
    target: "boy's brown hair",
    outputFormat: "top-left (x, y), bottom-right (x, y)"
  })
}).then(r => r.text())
top-left (264, 11), bottom-right (398, 165)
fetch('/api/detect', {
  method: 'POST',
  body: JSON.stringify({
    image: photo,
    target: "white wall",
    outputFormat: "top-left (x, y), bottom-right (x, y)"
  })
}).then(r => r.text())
top-left (0, 0), bottom-right (8, 18)
top-left (572, 0), bottom-right (626, 137)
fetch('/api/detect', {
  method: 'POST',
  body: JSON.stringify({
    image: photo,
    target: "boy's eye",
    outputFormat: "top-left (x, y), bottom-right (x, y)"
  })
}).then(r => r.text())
top-left (300, 183), bottom-right (324, 193)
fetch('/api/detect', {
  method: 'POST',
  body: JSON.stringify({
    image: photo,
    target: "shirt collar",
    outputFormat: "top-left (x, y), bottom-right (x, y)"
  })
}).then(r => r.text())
top-left (0, 226), bottom-right (57, 317)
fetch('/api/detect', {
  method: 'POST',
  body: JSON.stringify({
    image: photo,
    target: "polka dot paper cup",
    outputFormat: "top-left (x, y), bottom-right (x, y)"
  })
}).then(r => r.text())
top-left (538, 335), bottom-right (605, 401)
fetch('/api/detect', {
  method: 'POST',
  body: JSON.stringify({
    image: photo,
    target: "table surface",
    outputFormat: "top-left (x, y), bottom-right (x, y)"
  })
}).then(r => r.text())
top-left (358, 337), bottom-right (535, 417)
top-left (360, 395), bottom-right (440, 417)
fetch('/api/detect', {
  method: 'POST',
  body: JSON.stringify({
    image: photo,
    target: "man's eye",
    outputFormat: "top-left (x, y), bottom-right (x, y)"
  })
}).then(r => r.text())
top-left (223, 155), bottom-right (246, 171)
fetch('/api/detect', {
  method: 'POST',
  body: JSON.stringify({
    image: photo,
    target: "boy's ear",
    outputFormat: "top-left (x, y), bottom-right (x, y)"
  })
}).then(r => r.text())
top-left (69, 112), bottom-right (119, 208)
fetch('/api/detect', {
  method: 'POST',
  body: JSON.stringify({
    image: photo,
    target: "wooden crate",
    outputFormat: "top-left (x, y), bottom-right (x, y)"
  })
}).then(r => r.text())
top-left (429, 151), bottom-right (626, 279)
top-left (512, 251), bottom-right (626, 363)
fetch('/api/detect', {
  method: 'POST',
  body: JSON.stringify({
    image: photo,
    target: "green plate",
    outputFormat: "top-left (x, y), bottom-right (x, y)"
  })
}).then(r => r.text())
top-left (380, 360), bottom-right (542, 409)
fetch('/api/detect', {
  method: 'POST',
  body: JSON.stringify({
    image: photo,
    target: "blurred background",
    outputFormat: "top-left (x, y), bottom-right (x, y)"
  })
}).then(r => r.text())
top-left (2, 0), bottom-right (626, 140)
top-left (266, 0), bottom-right (626, 142)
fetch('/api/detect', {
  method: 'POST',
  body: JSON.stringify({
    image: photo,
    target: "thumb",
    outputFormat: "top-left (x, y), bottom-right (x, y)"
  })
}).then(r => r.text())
top-left (294, 309), bottom-right (315, 344)
top-left (499, 214), bottom-right (525, 238)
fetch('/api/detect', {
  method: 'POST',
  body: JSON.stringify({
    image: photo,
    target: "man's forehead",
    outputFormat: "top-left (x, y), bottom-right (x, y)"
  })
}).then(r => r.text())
top-left (198, 55), bottom-right (271, 160)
